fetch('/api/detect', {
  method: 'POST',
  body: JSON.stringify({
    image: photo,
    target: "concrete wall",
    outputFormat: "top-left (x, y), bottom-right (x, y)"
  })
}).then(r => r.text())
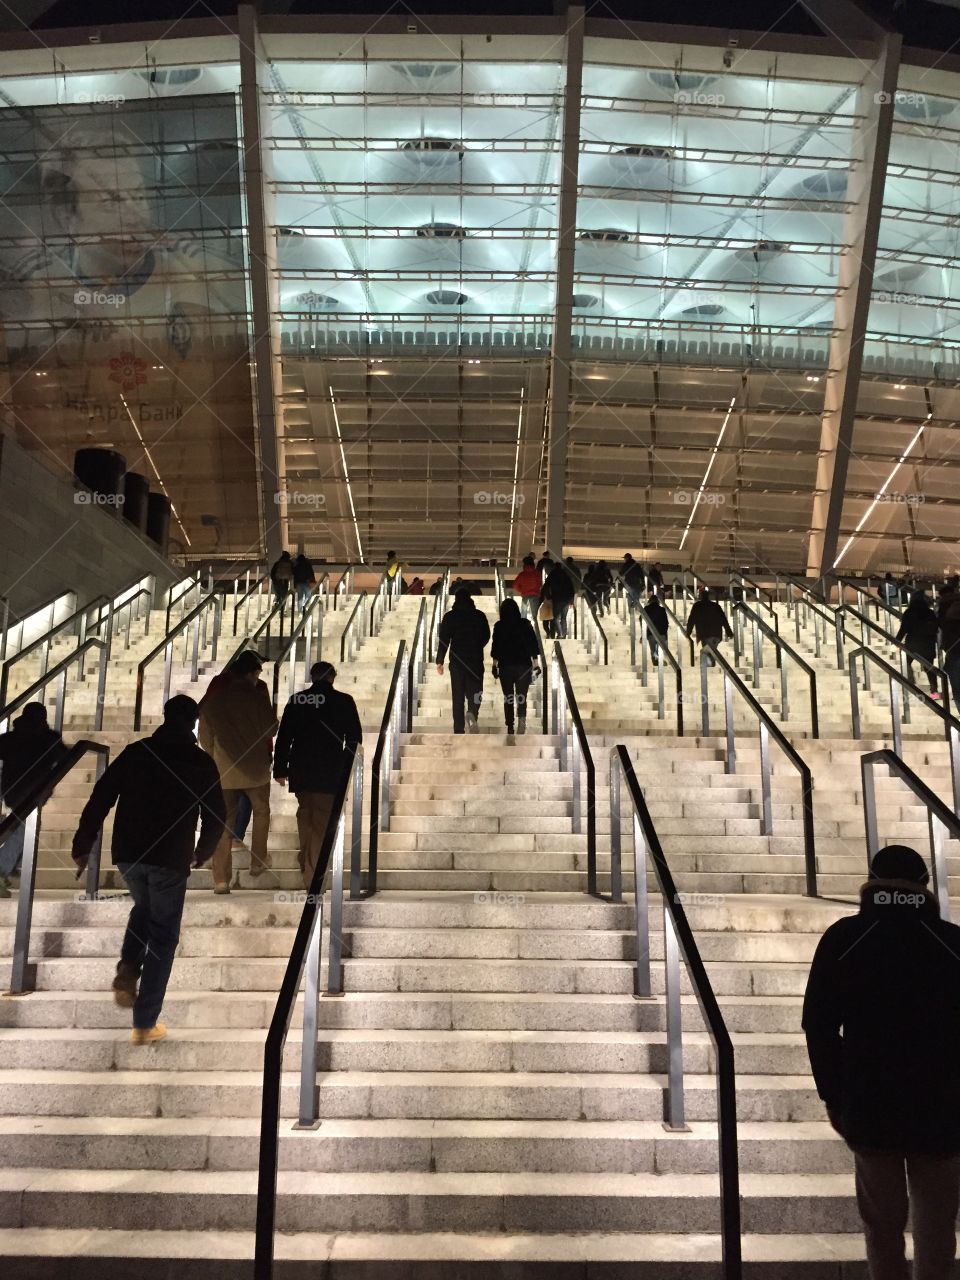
top-left (0, 431), bottom-right (180, 623)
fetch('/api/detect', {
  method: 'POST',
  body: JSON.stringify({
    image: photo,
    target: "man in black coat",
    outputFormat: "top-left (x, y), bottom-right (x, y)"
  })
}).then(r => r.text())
top-left (643, 591), bottom-right (669, 665)
top-left (685, 587), bottom-right (733, 661)
top-left (0, 703), bottom-right (68, 896)
top-left (436, 589), bottom-right (491, 733)
top-left (274, 660), bottom-right (363, 889)
top-left (803, 845), bottom-right (960, 1280)
top-left (72, 695), bottom-right (225, 1044)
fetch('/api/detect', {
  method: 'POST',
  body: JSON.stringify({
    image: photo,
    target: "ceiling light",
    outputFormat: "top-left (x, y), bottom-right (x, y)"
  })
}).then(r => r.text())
top-left (894, 382), bottom-right (907, 389)
top-left (804, 373), bottom-right (821, 382)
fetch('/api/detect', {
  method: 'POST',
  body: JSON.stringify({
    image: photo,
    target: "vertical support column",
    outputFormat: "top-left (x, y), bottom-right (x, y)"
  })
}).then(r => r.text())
top-left (806, 32), bottom-right (902, 577)
top-left (544, 4), bottom-right (584, 556)
top-left (239, 4), bottom-right (283, 566)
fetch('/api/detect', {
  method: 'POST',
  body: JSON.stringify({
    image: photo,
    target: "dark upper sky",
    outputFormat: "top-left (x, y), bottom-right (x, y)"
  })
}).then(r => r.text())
top-left (15, 0), bottom-right (960, 54)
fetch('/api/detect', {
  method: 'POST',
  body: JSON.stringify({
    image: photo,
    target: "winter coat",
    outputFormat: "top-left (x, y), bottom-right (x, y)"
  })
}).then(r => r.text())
top-left (491, 617), bottom-right (540, 668)
top-left (198, 678), bottom-right (278, 790)
top-left (0, 717), bottom-right (68, 818)
top-left (895, 592), bottom-right (938, 661)
top-left (941, 598), bottom-right (960, 658)
top-left (803, 880), bottom-right (960, 1156)
top-left (292, 556), bottom-right (315, 585)
top-left (541, 565), bottom-right (576, 605)
top-left (512, 566), bottom-right (542, 598)
top-left (273, 684), bottom-right (363, 795)
top-left (619, 559), bottom-right (645, 592)
top-left (686, 598), bottom-right (733, 644)
top-left (72, 725), bottom-right (224, 872)
top-left (436, 599), bottom-right (491, 675)
top-left (271, 556), bottom-right (293, 584)
top-left (643, 598), bottom-right (669, 638)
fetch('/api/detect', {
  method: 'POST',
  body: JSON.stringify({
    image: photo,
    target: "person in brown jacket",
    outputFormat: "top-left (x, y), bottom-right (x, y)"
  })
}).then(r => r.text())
top-left (198, 650), bottom-right (278, 893)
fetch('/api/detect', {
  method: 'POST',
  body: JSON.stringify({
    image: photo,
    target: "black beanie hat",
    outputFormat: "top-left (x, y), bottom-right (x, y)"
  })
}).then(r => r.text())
top-left (870, 844), bottom-right (930, 885)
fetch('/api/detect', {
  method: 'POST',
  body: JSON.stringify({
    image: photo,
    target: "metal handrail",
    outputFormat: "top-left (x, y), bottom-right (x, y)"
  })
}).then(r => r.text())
top-left (530, 618), bottom-right (550, 734)
top-left (254, 742), bottom-right (361, 1280)
top-left (134, 594), bottom-right (221, 730)
top-left (368, 570), bottom-right (398, 637)
top-left (782, 581), bottom-right (844, 667)
top-left (661, 599), bottom-right (697, 668)
top-left (836, 574), bottom-right (901, 629)
top-left (574, 594), bottom-right (608, 664)
top-left (3, 740), bottom-right (111, 993)
top-left (493, 566), bottom-right (505, 607)
top-left (733, 602), bottom-right (820, 737)
top-left (232, 571), bottom-right (271, 635)
top-left (244, 590), bottom-right (299, 658)
top-left (608, 744), bottom-right (741, 1279)
top-left (332, 565), bottom-right (354, 609)
top-left (0, 638), bottom-right (109, 734)
top-left (365, 642), bottom-right (408, 900)
top-left (340, 591), bottom-right (369, 662)
top-left (729, 571), bottom-right (779, 630)
top-left (270, 589), bottom-right (324, 709)
top-left (428, 569), bottom-right (450, 661)
top-left (630, 602), bottom-right (684, 735)
top-left (550, 640), bottom-right (597, 896)
top-left (406, 599), bottom-right (429, 728)
top-left (837, 604), bottom-right (945, 710)
top-left (861, 748), bottom-right (960, 922)
top-left (848, 645), bottom-right (960, 815)
top-left (0, 588), bottom-right (75, 664)
top-left (164, 574), bottom-right (202, 635)
top-left (699, 642), bottom-right (818, 897)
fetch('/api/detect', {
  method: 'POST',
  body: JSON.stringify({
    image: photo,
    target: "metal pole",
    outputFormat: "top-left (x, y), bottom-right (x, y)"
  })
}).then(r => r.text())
top-left (571, 727), bottom-right (581, 835)
top-left (163, 640), bottom-right (174, 709)
top-left (700, 650), bottom-right (710, 736)
top-left (296, 902), bottom-right (324, 1128)
top-left (350, 753), bottom-right (365, 898)
top-left (85, 751), bottom-right (108, 897)
top-left (759, 721), bottom-right (773, 836)
top-left (326, 814), bottom-right (347, 995)
top-left (8, 807), bottom-right (41, 994)
top-left (723, 672), bottom-right (736, 777)
top-left (609, 760), bottom-right (622, 904)
top-left (890, 678), bottom-right (903, 756)
top-left (861, 757), bottom-right (879, 872)
top-left (849, 653), bottom-right (862, 740)
top-left (662, 906), bottom-right (688, 1132)
top-left (633, 813), bottom-right (651, 998)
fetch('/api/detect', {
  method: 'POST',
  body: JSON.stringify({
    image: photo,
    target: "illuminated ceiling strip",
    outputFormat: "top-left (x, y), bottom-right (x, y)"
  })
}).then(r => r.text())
top-left (329, 384), bottom-right (364, 563)
top-left (678, 396), bottom-right (737, 554)
top-left (507, 386), bottom-right (525, 566)
top-left (832, 414), bottom-right (932, 568)
top-left (119, 392), bottom-right (192, 547)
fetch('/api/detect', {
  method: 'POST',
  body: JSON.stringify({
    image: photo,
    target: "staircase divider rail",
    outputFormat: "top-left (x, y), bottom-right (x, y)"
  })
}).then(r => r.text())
top-left (835, 574), bottom-right (901, 630)
top-left (0, 637), bottom-right (109, 735)
top-left (699, 643), bottom-right (818, 897)
top-left (530, 619), bottom-right (550, 734)
top-left (848, 645), bottom-right (960, 815)
top-left (661, 599), bottom-right (697, 668)
top-left (494, 565), bottom-right (505, 606)
top-left (428, 569), bottom-right (450, 662)
top-left (607, 744), bottom-right (742, 1280)
top-left (630, 603), bottom-right (684, 735)
top-left (364, 641), bottom-right (408, 902)
top-left (254, 742), bottom-right (362, 1280)
top-left (733, 602), bottom-right (820, 737)
top-left (836, 604), bottom-right (943, 713)
top-left (339, 591), bottom-right (369, 662)
top-left (0, 594), bottom-right (8, 662)
top-left (333, 565), bottom-right (354, 609)
top-left (270, 589), bottom-right (325, 709)
top-left (233, 571), bottom-right (271, 636)
top-left (783, 577), bottom-right (844, 666)
top-left (369, 570), bottom-right (400, 637)
top-left (3, 739), bottom-right (110, 994)
top-left (164, 573), bottom-right (202, 635)
top-left (133, 594), bottom-right (222, 730)
top-left (729, 571), bottom-right (779, 630)
top-left (241, 590), bottom-right (299, 663)
top-left (550, 640), bottom-right (598, 896)
top-left (406, 599), bottom-right (429, 727)
top-left (573, 594), bottom-right (608, 664)
top-left (1, 590), bottom-right (76, 666)
top-left (860, 748), bottom-right (960, 922)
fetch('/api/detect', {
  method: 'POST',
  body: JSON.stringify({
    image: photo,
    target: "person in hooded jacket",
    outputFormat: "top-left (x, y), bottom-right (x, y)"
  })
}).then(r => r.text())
top-left (685, 587), bottom-right (733, 659)
top-left (490, 599), bottom-right (541, 738)
top-left (803, 844), bottom-right (960, 1280)
top-left (618, 554), bottom-right (646, 610)
top-left (0, 703), bottom-right (68, 896)
top-left (940, 589), bottom-right (960, 712)
top-left (71, 695), bottom-right (225, 1045)
top-left (895, 589), bottom-right (940, 698)
top-left (436, 589), bottom-right (491, 733)
top-left (292, 553), bottom-right (316, 612)
top-left (643, 590), bottom-right (669, 665)
top-left (270, 551), bottom-right (293, 606)
top-left (591, 560), bottom-right (613, 615)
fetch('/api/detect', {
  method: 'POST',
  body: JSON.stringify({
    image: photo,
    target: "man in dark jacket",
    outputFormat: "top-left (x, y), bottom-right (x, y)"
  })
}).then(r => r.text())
top-left (71, 695), bottom-right (225, 1044)
top-left (685, 587), bottom-right (733, 658)
top-left (541, 562), bottom-right (576, 640)
top-left (0, 703), bottom-right (68, 896)
top-left (895, 589), bottom-right (940, 698)
top-left (436, 589), bottom-right (491, 733)
top-left (292, 553), bottom-right (315, 612)
top-left (803, 845), bottom-right (960, 1280)
top-left (618, 554), bottom-right (646, 610)
top-left (941, 590), bottom-right (960, 712)
top-left (643, 591), bottom-right (669, 665)
top-left (273, 661), bottom-right (363, 889)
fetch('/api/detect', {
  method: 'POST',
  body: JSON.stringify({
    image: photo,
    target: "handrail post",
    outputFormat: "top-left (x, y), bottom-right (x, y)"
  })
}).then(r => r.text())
top-left (849, 653), bottom-right (862, 740)
top-left (609, 756), bottom-right (623, 903)
top-left (860, 756), bottom-right (880, 869)
top-left (700, 649), bottom-right (710, 736)
top-left (662, 906), bottom-right (689, 1133)
top-left (325, 811), bottom-right (347, 996)
top-left (759, 722), bottom-right (773, 835)
top-left (349, 751), bottom-right (365, 899)
top-left (296, 883), bottom-right (325, 1129)
top-left (7, 806), bottom-right (41, 994)
top-left (929, 809), bottom-right (951, 923)
top-left (632, 812), bottom-right (651, 998)
top-left (84, 751), bottom-right (108, 896)
top-left (890, 677), bottom-right (903, 756)
top-left (723, 671), bottom-right (736, 777)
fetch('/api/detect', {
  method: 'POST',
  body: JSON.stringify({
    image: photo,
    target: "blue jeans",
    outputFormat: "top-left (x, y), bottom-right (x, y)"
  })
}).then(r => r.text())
top-left (233, 791), bottom-right (252, 841)
top-left (0, 820), bottom-right (25, 878)
top-left (296, 582), bottom-right (312, 610)
top-left (116, 862), bottom-right (189, 1030)
top-left (945, 652), bottom-right (960, 713)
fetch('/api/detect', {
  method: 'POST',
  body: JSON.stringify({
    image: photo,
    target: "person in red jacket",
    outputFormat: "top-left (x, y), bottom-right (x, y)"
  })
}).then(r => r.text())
top-left (512, 555), bottom-right (543, 620)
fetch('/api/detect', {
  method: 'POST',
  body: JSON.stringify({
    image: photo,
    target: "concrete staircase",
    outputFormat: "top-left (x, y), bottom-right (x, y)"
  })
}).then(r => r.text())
top-left (0, 580), bottom-right (954, 1274)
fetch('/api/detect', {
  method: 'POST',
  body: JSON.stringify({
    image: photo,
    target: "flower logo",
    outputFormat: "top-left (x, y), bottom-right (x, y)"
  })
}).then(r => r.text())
top-left (108, 352), bottom-right (147, 392)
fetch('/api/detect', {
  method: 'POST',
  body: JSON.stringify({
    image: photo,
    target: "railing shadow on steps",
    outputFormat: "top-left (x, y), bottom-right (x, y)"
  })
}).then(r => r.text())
top-left (2, 739), bottom-right (110, 994)
top-left (698, 643), bottom-right (819, 898)
top-left (254, 741), bottom-right (361, 1280)
top-left (733, 601), bottom-right (820, 738)
top-left (849, 645), bottom-right (960, 815)
top-left (608, 744), bottom-right (742, 1280)
top-left (860, 748), bottom-right (960, 922)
